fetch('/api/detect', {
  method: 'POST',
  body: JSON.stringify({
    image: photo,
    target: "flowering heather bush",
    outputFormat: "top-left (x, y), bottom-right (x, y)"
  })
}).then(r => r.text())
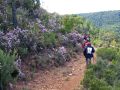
top-left (0, 28), bottom-right (28, 52)
top-left (59, 35), bottom-right (69, 46)
top-left (29, 19), bottom-right (59, 48)
top-left (0, 27), bottom-right (38, 55)
top-left (53, 46), bottom-right (71, 66)
top-left (14, 56), bottom-right (25, 80)
top-left (48, 14), bottom-right (62, 32)
top-left (58, 46), bottom-right (67, 55)
top-left (68, 31), bottom-right (82, 42)
top-left (0, 24), bottom-right (57, 56)
top-left (36, 18), bottom-right (47, 33)
top-left (66, 31), bottom-right (83, 47)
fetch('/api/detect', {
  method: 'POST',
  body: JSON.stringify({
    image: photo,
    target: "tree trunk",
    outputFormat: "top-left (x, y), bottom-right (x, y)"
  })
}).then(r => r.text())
top-left (12, 1), bottom-right (17, 28)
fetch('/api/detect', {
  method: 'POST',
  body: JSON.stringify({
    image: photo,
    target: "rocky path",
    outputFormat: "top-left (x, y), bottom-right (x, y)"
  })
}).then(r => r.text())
top-left (15, 55), bottom-right (86, 90)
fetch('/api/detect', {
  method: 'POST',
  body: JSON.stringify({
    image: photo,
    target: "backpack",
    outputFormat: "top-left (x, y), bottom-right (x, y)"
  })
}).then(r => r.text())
top-left (86, 47), bottom-right (93, 54)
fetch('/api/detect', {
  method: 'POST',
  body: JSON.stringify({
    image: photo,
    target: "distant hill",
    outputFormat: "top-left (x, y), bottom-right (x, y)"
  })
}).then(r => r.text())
top-left (80, 10), bottom-right (120, 31)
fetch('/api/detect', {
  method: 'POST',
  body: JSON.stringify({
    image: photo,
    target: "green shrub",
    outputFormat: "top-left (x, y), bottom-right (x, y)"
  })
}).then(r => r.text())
top-left (113, 80), bottom-right (120, 90)
top-left (93, 58), bottom-right (108, 79)
top-left (93, 38), bottom-right (103, 47)
top-left (18, 47), bottom-right (28, 57)
top-left (35, 53), bottom-right (53, 69)
top-left (115, 49), bottom-right (120, 61)
top-left (82, 55), bottom-right (120, 90)
top-left (83, 66), bottom-right (111, 90)
top-left (0, 49), bottom-right (17, 89)
top-left (43, 32), bottom-right (57, 46)
top-left (103, 69), bottom-right (116, 85)
top-left (96, 48), bottom-right (117, 61)
top-left (82, 68), bottom-right (95, 88)
top-left (89, 78), bottom-right (111, 90)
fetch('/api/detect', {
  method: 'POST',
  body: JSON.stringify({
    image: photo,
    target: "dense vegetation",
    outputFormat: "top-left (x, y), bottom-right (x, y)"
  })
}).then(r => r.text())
top-left (81, 10), bottom-right (120, 90)
top-left (0, 0), bottom-right (97, 89)
top-left (82, 48), bottom-right (120, 90)
top-left (0, 0), bottom-right (120, 89)
top-left (80, 10), bottom-right (120, 29)
top-left (80, 10), bottom-right (120, 47)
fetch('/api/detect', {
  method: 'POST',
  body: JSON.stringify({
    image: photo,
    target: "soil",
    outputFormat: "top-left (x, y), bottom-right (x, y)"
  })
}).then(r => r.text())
top-left (14, 54), bottom-right (88, 90)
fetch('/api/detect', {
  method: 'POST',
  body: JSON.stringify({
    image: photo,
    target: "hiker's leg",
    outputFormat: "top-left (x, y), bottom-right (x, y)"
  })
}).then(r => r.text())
top-left (89, 58), bottom-right (92, 64)
top-left (86, 58), bottom-right (89, 66)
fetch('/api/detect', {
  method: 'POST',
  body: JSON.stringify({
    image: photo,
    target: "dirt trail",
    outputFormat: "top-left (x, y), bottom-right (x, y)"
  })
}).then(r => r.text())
top-left (15, 55), bottom-right (86, 90)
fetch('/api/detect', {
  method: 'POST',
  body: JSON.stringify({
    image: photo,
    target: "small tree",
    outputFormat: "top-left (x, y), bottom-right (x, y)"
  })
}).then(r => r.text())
top-left (0, 49), bottom-right (17, 89)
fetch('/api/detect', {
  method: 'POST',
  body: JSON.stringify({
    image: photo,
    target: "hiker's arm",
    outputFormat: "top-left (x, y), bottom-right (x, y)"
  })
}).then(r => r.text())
top-left (92, 47), bottom-right (95, 63)
top-left (83, 48), bottom-right (86, 56)
top-left (92, 47), bottom-right (95, 53)
top-left (92, 53), bottom-right (95, 64)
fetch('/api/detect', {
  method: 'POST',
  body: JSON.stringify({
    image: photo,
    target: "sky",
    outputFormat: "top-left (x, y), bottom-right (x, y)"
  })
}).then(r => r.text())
top-left (40, 0), bottom-right (120, 15)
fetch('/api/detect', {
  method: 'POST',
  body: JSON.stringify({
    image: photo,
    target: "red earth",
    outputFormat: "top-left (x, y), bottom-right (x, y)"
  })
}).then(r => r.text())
top-left (14, 54), bottom-right (94, 90)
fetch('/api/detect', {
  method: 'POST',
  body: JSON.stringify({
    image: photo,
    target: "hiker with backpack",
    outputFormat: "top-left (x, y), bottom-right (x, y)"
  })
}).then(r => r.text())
top-left (82, 33), bottom-right (91, 48)
top-left (83, 42), bottom-right (95, 67)
top-left (82, 39), bottom-right (89, 49)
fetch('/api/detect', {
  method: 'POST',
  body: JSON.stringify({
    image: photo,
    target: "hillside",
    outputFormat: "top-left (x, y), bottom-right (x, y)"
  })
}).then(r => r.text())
top-left (0, 1), bottom-right (96, 90)
top-left (1, 1), bottom-right (120, 90)
top-left (80, 10), bottom-right (120, 31)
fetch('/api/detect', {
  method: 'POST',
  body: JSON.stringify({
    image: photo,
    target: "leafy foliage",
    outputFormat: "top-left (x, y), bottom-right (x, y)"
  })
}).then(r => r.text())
top-left (60, 15), bottom-right (95, 34)
top-left (0, 49), bottom-right (17, 89)
top-left (96, 48), bottom-right (117, 61)
top-left (80, 10), bottom-right (120, 47)
top-left (0, 1), bottom-right (104, 89)
top-left (43, 32), bottom-right (57, 46)
top-left (82, 48), bottom-right (120, 90)
top-left (80, 10), bottom-right (120, 28)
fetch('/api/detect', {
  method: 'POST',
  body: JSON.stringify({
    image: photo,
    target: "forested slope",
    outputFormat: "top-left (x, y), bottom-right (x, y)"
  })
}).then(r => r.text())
top-left (80, 10), bottom-right (120, 31)
top-left (79, 10), bottom-right (120, 47)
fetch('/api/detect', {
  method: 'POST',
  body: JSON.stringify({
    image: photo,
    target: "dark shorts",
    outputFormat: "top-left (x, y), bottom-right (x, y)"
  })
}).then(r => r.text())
top-left (85, 57), bottom-right (92, 65)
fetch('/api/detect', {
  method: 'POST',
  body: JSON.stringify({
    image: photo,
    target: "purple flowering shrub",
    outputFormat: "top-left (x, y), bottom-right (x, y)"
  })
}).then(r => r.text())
top-left (68, 31), bottom-right (83, 44)
top-left (67, 31), bottom-right (83, 54)
top-left (0, 27), bottom-right (37, 56)
top-left (56, 31), bottom-right (83, 57)
top-left (29, 18), bottom-right (59, 49)
top-left (57, 31), bottom-right (83, 48)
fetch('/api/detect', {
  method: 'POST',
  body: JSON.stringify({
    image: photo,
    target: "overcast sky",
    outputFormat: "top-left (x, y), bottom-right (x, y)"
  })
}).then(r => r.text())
top-left (40, 0), bottom-right (120, 15)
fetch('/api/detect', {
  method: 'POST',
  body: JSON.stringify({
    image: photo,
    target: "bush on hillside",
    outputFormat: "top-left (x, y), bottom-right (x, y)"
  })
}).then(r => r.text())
top-left (43, 32), bottom-right (57, 47)
top-left (93, 38), bottom-right (103, 47)
top-left (0, 49), bottom-right (17, 89)
top-left (82, 54), bottom-right (120, 90)
top-left (96, 48), bottom-right (117, 61)
top-left (115, 49), bottom-right (120, 61)
top-left (89, 78), bottom-right (112, 90)
top-left (17, 47), bottom-right (28, 58)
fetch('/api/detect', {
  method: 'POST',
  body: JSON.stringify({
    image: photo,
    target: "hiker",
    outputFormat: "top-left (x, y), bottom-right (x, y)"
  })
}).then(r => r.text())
top-left (83, 42), bottom-right (95, 67)
top-left (82, 40), bottom-right (90, 49)
top-left (82, 33), bottom-right (91, 49)
top-left (83, 33), bottom-right (90, 42)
